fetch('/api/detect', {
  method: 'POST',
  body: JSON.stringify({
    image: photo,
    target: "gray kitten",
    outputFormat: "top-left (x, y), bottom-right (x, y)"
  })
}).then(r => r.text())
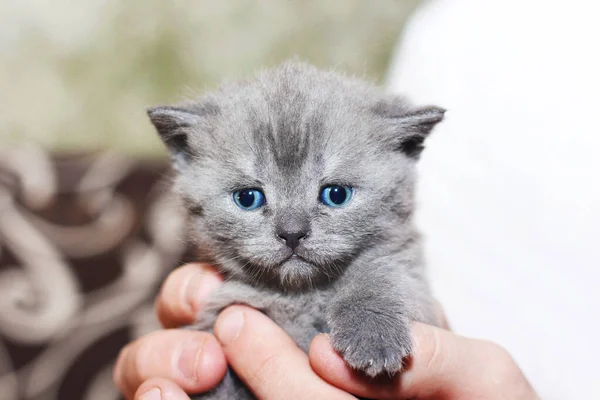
top-left (147, 61), bottom-right (444, 399)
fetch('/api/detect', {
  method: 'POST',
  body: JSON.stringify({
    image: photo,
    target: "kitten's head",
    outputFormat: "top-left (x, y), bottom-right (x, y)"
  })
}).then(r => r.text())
top-left (148, 61), bottom-right (444, 291)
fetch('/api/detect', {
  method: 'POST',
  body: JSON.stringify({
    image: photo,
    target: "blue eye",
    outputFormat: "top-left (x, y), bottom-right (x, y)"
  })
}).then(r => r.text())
top-left (320, 185), bottom-right (353, 207)
top-left (233, 189), bottom-right (266, 210)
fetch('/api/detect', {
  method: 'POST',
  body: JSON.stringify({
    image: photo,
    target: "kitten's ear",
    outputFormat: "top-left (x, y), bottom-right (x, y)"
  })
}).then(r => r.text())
top-left (394, 106), bottom-right (445, 158)
top-left (146, 106), bottom-right (204, 172)
top-left (375, 102), bottom-right (445, 159)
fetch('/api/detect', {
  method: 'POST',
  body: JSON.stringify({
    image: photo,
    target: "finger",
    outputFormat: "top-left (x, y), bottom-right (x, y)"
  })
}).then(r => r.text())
top-left (214, 306), bottom-right (354, 400)
top-left (134, 378), bottom-right (191, 400)
top-left (310, 323), bottom-right (515, 399)
top-left (113, 330), bottom-right (227, 399)
top-left (400, 323), bottom-right (512, 398)
top-left (156, 263), bottom-right (223, 328)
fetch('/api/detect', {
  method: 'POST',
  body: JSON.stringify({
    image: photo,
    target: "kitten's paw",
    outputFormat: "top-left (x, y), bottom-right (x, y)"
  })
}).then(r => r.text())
top-left (329, 309), bottom-right (412, 377)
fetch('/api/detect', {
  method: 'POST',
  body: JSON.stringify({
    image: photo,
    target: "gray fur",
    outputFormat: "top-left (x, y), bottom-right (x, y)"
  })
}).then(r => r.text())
top-left (147, 61), bottom-right (444, 399)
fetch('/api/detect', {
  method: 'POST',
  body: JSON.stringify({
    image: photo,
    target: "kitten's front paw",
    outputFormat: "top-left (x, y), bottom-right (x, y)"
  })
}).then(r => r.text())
top-left (329, 307), bottom-right (412, 377)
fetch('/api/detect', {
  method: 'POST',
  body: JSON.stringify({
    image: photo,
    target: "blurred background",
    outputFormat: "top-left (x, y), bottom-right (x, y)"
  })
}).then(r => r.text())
top-left (2, 1), bottom-right (599, 400)
top-left (0, 0), bottom-right (418, 155)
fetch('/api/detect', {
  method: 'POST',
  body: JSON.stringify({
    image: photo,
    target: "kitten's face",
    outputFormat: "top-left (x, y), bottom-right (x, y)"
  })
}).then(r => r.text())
top-left (148, 62), bottom-right (444, 290)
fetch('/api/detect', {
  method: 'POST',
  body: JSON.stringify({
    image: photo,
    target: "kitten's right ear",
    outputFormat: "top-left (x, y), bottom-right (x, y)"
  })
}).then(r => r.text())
top-left (393, 106), bottom-right (445, 159)
top-left (373, 98), bottom-right (445, 159)
top-left (146, 106), bottom-right (204, 172)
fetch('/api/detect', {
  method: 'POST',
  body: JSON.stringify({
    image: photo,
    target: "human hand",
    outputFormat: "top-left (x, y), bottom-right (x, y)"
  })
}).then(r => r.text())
top-left (113, 263), bottom-right (539, 399)
top-left (113, 263), bottom-right (352, 399)
top-left (310, 323), bottom-right (540, 399)
top-left (112, 263), bottom-right (226, 399)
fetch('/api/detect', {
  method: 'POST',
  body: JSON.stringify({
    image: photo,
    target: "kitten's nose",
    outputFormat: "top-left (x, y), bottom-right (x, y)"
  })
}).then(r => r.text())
top-left (277, 230), bottom-right (307, 250)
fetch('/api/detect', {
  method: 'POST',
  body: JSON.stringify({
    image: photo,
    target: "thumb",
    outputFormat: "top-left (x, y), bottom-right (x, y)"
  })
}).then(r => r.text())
top-left (310, 323), bottom-right (534, 399)
top-left (396, 323), bottom-right (511, 398)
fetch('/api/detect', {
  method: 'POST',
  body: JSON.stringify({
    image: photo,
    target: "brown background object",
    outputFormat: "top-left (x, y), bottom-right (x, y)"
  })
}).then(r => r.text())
top-left (0, 148), bottom-right (192, 400)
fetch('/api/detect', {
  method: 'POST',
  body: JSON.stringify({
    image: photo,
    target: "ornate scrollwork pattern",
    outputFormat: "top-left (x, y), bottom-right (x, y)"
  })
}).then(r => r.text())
top-left (0, 146), bottom-right (186, 400)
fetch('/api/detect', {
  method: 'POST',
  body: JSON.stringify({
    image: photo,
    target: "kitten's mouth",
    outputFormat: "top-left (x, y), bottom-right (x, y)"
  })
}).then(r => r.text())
top-left (278, 252), bottom-right (309, 266)
top-left (280, 250), bottom-right (314, 266)
top-left (233, 249), bottom-right (342, 290)
top-left (274, 251), bottom-right (320, 288)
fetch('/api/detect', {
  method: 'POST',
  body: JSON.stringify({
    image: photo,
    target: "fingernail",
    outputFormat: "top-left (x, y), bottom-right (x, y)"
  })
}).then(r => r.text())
top-left (140, 387), bottom-right (161, 400)
top-left (215, 308), bottom-right (244, 345)
top-left (175, 339), bottom-right (205, 382)
top-left (184, 271), bottom-right (221, 312)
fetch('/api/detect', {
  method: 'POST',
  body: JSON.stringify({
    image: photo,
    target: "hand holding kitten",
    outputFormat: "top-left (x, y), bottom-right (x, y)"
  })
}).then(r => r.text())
top-left (113, 263), bottom-right (539, 400)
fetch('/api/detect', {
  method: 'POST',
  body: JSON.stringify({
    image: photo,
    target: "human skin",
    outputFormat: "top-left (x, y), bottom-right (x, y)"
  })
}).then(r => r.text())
top-left (113, 263), bottom-right (540, 400)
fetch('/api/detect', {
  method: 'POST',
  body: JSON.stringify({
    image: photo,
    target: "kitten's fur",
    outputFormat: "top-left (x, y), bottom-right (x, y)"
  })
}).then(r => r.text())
top-left (148, 61), bottom-right (445, 399)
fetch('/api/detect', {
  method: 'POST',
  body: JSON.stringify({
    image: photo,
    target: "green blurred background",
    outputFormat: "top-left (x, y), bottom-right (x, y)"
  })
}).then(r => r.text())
top-left (0, 0), bottom-right (420, 156)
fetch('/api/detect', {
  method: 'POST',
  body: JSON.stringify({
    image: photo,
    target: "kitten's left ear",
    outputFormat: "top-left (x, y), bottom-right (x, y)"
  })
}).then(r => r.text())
top-left (376, 102), bottom-right (445, 159)
top-left (146, 105), bottom-right (205, 172)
